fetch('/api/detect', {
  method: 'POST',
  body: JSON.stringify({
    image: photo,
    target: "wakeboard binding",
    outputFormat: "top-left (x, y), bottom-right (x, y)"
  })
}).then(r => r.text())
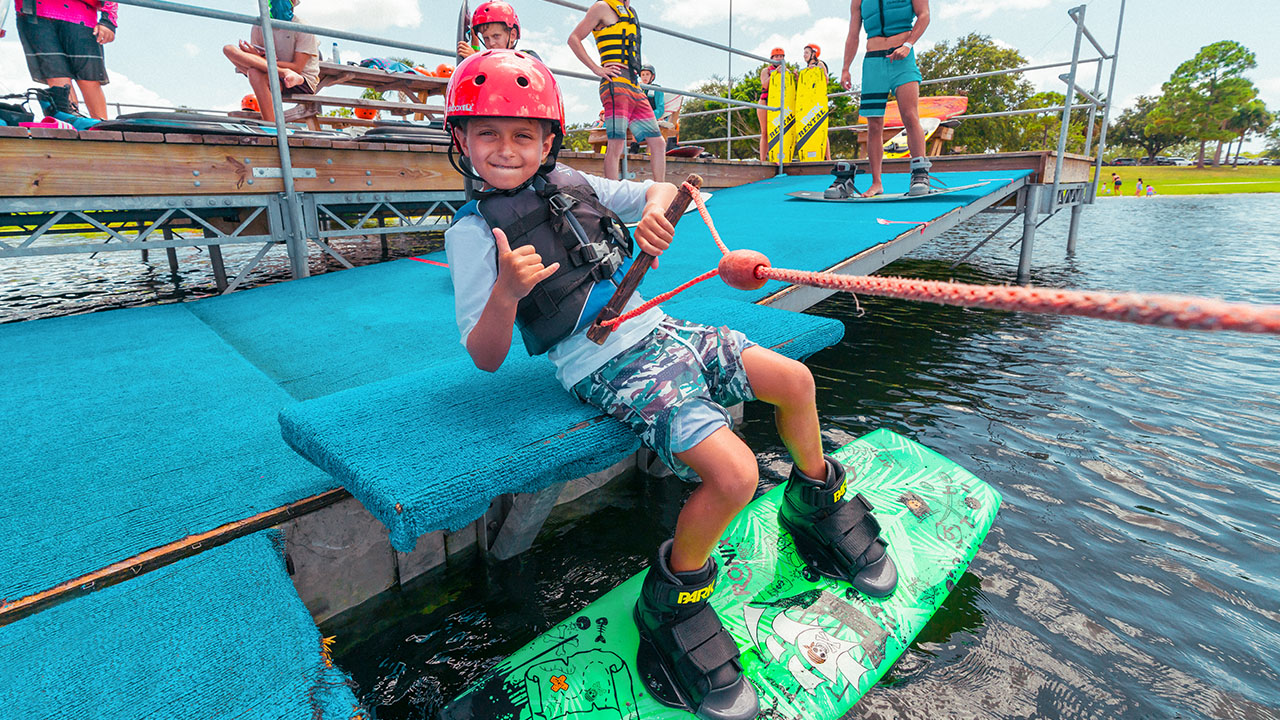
top-left (634, 539), bottom-right (758, 720)
top-left (907, 157), bottom-right (935, 196)
top-left (778, 455), bottom-right (899, 597)
top-left (823, 160), bottom-right (862, 199)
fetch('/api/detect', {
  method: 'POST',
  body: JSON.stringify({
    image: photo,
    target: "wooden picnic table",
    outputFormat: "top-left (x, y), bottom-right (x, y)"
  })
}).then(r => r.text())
top-left (236, 61), bottom-right (450, 130)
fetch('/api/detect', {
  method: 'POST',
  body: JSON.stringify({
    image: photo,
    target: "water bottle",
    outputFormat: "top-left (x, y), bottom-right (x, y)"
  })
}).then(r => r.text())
top-left (331, 42), bottom-right (340, 65)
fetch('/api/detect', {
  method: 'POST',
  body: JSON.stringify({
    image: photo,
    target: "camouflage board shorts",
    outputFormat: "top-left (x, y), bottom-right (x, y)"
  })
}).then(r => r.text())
top-left (571, 317), bottom-right (757, 481)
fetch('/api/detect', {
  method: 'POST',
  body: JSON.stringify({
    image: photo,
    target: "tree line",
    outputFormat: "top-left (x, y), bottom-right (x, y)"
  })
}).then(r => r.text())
top-left (594, 35), bottom-right (1274, 167)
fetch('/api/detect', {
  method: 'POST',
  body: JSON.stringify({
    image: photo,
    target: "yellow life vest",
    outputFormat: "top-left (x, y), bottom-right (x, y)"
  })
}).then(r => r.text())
top-left (592, 0), bottom-right (642, 76)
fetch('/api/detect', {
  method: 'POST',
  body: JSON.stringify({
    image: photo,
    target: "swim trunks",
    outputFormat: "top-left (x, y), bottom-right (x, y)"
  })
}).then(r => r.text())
top-left (859, 47), bottom-right (922, 118)
top-left (599, 76), bottom-right (661, 141)
top-left (16, 13), bottom-right (108, 84)
top-left (571, 317), bottom-right (757, 480)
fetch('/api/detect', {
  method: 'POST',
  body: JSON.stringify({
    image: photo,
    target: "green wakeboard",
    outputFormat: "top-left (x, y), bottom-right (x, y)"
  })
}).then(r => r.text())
top-left (442, 429), bottom-right (1001, 719)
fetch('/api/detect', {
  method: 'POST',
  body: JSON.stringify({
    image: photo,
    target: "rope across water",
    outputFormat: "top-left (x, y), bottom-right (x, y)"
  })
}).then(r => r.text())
top-left (601, 183), bottom-right (1280, 335)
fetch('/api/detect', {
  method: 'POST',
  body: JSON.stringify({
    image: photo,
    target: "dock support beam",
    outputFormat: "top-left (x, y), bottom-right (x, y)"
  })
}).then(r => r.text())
top-left (1066, 203), bottom-right (1083, 255)
top-left (1018, 186), bottom-right (1041, 284)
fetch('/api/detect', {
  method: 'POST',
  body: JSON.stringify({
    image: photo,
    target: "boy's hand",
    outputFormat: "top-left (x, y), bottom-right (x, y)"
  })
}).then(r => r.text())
top-left (633, 202), bottom-right (674, 269)
top-left (457, 41), bottom-right (475, 58)
top-left (240, 40), bottom-right (264, 56)
top-left (494, 228), bottom-right (559, 302)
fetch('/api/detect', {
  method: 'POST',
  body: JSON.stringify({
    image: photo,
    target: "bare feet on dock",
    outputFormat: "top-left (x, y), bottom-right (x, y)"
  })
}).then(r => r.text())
top-left (281, 69), bottom-right (305, 88)
top-left (860, 184), bottom-right (883, 198)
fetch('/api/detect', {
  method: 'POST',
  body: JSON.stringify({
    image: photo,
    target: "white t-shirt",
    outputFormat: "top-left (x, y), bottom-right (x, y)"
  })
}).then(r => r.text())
top-left (445, 173), bottom-right (666, 389)
top-left (250, 21), bottom-right (321, 88)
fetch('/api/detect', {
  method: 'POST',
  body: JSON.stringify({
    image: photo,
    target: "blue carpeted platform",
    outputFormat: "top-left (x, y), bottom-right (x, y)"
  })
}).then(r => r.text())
top-left (0, 532), bottom-right (361, 719)
top-left (0, 304), bottom-right (335, 602)
top-left (279, 297), bottom-right (844, 552)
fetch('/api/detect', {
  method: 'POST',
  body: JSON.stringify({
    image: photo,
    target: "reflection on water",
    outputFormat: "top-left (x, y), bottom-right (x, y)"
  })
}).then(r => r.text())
top-left (8, 195), bottom-right (1279, 718)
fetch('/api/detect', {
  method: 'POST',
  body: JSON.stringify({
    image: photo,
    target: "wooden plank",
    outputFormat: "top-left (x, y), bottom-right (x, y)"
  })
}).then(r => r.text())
top-left (28, 127), bottom-right (79, 140)
top-left (163, 133), bottom-right (205, 144)
top-left (0, 138), bottom-right (464, 195)
top-left (0, 126), bottom-right (29, 138)
top-left (286, 92), bottom-right (445, 116)
top-left (83, 129), bottom-right (123, 141)
top-left (122, 131), bottom-right (166, 143)
top-left (0, 488), bottom-right (352, 628)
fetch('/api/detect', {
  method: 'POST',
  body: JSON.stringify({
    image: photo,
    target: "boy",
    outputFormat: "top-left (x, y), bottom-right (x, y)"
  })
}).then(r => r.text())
top-left (444, 50), bottom-right (897, 720)
top-left (568, 0), bottom-right (666, 182)
top-left (835, 0), bottom-right (932, 198)
top-left (222, 0), bottom-right (319, 124)
top-left (456, 1), bottom-right (534, 59)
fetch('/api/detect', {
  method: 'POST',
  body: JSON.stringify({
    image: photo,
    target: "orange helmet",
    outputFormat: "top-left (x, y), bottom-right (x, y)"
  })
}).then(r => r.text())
top-left (769, 47), bottom-right (785, 58)
top-left (436, 63), bottom-right (455, 78)
top-left (805, 43), bottom-right (820, 57)
top-left (241, 94), bottom-right (260, 113)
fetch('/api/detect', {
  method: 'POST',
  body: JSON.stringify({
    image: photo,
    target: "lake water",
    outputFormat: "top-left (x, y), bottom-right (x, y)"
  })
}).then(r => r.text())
top-left (6, 194), bottom-right (1277, 718)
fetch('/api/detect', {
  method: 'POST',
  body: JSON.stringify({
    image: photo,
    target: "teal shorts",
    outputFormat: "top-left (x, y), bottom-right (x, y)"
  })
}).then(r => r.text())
top-left (860, 47), bottom-right (922, 117)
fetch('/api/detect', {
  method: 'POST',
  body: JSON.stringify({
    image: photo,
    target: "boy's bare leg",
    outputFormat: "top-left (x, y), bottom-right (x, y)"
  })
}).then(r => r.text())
top-left (756, 107), bottom-right (768, 160)
top-left (603, 137), bottom-right (624, 180)
top-left (74, 80), bottom-right (107, 120)
top-left (741, 345), bottom-right (825, 477)
top-left (245, 69), bottom-right (277, 122)
top-left (645, 135), bottom-right (666, 182)
top-left (670, 427), bottom-right (759, 573)
top-left (863, 116), bottom-right (886, 197)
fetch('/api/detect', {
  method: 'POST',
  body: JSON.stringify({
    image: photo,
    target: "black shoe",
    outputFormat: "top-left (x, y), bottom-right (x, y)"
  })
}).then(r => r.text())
top-left (778, 456), bottom-right (898, 597)
top-left (634, 540), bottom-right (758, 720)
top-left (824, 160), bottom-right (860, 199)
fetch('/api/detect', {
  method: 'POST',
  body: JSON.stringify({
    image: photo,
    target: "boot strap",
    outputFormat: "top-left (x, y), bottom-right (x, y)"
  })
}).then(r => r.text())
top-left (796, 475), bottom-right (863, 510)
top-left (815, 494), bottom-right (882, 564)
top-left (671, 604), bottom-right (742, 680)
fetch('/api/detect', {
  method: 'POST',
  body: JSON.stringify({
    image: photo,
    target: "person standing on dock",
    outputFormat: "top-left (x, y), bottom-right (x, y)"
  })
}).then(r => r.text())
top-left (757, 48), bottom-right (786, 162)
top-left (803, 43), bottom-right (833, 161)
top-left (444, 49), bottom-right (897, 720)
top-left (13, 0), bottom-right (118, 120)
top-left (222, 0), bottom-right (319, 124)
top-left (834, 0), bottom-right (932, 198)
top-left (569, 0), bottom-right (666, 182)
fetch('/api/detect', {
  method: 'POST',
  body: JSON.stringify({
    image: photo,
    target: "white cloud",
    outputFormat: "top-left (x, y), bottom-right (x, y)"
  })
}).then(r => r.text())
top-left (936, 0), bottom-right (1053, 21)
top-left (753, 17), bottom-right (854, 71)
top-left (1257, 76), bottom-right (1280, 108)
top-left (297, 0), bottom-right (422, 30)
top-left (656, 0), bottom-right (810, 27)
top-left (183, 43), bottom-right (200, 57)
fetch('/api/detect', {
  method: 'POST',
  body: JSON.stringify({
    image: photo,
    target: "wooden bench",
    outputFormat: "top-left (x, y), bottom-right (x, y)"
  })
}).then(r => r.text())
top-left (236, 61), bottom-right (449, 130)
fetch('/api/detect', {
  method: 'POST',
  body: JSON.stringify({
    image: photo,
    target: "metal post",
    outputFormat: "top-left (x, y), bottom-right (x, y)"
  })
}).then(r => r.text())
top-left (1089, 0), bottom-right (1126, 205)
top-left (725, 0), bottom-right (732, 161)
top-left (1018, 186), bottom-right (1042, 284)
top-left (256, 0), bottom-right (309, 280)
top-left (1066, 203), bottom-right (1083, 255)
top-left (1051, 5), bottom-right (1087, 216)
top-left (776, 62), bottom-right (785, 176)
top-left (1082, 56), bottom-right (1104, 159)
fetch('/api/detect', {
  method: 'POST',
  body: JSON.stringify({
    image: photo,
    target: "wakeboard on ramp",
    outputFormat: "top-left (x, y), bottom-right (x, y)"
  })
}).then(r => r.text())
top-left (788, 181), bottom-right (991, 203)
top-left (442, 429), bottom-right (1001, 719)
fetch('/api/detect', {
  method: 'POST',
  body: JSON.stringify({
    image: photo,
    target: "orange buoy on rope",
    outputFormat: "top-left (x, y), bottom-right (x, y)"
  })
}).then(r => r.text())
top-left (718, 250), bottom-right (770, 291)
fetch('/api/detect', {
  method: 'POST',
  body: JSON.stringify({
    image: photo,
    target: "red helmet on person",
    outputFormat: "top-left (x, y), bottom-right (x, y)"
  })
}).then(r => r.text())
top-left (805, 43), bottom-right (820, 57)
top-left (471, 1), bottom-right (521, 34)
top-left (445, 50), bottom-right (565, 173)
top-left (769, 47), bottom-right (785, 57)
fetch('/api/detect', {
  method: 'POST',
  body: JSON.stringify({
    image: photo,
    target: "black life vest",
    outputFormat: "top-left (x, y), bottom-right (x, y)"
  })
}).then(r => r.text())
top-left (475, 164), bottom-right (634, 356)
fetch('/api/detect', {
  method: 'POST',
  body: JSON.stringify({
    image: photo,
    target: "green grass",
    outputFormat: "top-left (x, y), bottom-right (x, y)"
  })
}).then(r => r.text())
top-left (1092, 165), bottom-right (1280, 196)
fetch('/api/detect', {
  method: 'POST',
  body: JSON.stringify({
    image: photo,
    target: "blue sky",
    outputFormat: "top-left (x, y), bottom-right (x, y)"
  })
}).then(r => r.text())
top-left (1, 0), bottom-right (1277, 150)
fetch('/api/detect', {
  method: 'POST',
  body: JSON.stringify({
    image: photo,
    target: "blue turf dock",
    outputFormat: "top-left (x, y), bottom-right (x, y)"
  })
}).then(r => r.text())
top-left (0, 169), bottom-right (1031, 717)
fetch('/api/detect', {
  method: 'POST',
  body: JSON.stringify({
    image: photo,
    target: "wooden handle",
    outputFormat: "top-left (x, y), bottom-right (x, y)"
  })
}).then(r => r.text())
top-left (586, 174), bottom-right (703, 345)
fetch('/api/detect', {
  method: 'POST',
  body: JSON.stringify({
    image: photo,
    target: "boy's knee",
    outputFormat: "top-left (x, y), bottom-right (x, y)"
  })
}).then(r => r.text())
top-left (779, 358), bottom-right (816, 402)
top-left (223, 44), bottom-right (239, 59)
top-left (703, 443), bottom-right (759, 506)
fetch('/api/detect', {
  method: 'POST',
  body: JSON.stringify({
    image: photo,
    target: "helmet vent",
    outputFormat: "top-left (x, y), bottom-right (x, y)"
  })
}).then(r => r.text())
top-left (516, 75), bottom-right (530, 87)
top-left (475, 74), bottom-right (487, 85)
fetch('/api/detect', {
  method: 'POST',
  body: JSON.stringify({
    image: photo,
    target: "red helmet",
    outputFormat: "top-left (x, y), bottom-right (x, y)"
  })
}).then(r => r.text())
top-left (241, 94), bottom-right (260, 112)
top-left (805, 43), bottom-right (820, 57)
top-left (471, 1), bottom-right (520, 34)
top-left (445, 50), bottom-right (565, 168)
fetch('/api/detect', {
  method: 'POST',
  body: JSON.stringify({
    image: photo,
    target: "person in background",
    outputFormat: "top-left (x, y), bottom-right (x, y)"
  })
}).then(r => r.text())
top-left (757, 48), bottom-right (784, 161)
top-left (1112, 172), bottom-right (1122, 196)
top-left (1135, 177), bottom-right (1144, 197)
top-left (222, 0), bottom-right (319, 124)
top-left (803, 43), bottom-right (832, 161)
top-left (14, 0), bottom-right (118, 120)
top-left (836, 0), bottom-right (933, 198)
top-left (569, 0), bottom-right (665, 181)
top-left (1146, 184), bottom-right (1155, 197)
top-left (630, 63), bottom-right (667, 153)
top-left (457, 1), bottom-right (533, 59)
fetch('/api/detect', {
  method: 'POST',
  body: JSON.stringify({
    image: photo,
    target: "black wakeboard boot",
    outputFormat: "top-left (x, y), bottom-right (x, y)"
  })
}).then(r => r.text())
top-left (778, 455), bottom-right (898, 597)
top-left (824, 160), bottom-right (861, 199)
top-left (634, 539), bottom-right (758, 720)
top-left (907, 157), bottom-right (934, 196)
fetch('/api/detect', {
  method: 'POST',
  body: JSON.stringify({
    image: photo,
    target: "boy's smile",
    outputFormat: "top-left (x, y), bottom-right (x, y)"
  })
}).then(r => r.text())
top-left (458, 117), bottom-right (554, 190)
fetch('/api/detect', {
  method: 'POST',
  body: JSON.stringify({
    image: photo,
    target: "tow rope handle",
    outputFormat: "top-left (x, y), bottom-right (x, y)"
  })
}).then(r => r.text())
top-left (586, 173), bottom-right (703, 345)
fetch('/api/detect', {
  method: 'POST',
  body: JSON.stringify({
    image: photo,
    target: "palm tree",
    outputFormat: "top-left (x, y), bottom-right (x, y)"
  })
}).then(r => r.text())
top-left (1225, 100), bottom-right (1272, 167)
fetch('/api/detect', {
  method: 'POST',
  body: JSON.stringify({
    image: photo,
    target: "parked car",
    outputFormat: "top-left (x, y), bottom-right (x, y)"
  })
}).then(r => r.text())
top-left (1167, 157), bottom-right (1192, 166)
top-left (1110, 157), bottom-right (1137, 166)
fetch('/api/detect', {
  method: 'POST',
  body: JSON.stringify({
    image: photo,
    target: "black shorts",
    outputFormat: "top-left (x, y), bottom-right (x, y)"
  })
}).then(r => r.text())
top-left (15, 14), bottom-right (109, 84)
